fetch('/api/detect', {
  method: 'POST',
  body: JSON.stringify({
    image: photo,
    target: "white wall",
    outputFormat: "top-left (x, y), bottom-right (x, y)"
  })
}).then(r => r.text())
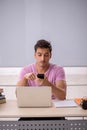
top-left (0, 0), bottom-right (87, 66)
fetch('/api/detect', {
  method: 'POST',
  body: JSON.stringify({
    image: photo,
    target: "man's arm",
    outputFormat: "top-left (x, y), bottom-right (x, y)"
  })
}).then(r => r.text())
top-left (37, 77), bottom-right (66, 100)
top-left (16, 73), bottom-right (36, 96)
top-left (16, 72), bottom-right (36, 86)
top-left (17, 77), bottom-right (28, 86)
top-left (50, 80), bottom-right (66, 100)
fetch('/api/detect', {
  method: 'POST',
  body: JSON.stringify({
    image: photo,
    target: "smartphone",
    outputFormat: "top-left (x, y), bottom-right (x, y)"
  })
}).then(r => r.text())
top-left (37, 74), bottom-right (44, 79)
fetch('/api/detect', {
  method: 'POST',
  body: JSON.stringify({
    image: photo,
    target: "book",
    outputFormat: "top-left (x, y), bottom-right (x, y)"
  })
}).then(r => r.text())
top-left (0, 93), bottom-right (6, 104)
top-left (53, 99), bottom-right (78, 108)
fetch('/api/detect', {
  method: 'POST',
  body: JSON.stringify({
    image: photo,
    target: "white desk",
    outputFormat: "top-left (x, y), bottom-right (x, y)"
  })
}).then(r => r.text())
top-left (0, 100), bottom-right (87, 130)
top-left (0, 100), bottom-right (87, 118)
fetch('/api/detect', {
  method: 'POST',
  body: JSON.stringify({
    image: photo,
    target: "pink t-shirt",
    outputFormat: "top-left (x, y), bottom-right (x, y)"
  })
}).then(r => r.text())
top-left (18, 63), bottom-right (66, 86)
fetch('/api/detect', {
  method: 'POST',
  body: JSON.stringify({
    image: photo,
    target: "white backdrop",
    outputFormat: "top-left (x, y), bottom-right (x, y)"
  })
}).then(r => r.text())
top-left (0, 0), bottom-right (87, 67)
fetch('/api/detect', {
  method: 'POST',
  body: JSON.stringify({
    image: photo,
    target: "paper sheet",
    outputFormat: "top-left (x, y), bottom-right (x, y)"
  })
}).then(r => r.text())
top-left (53, 99), bottom-right (78, 108)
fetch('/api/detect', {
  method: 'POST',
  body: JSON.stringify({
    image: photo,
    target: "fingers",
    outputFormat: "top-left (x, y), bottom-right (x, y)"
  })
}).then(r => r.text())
top-left (24, 73), bottom-right (36, 80)
top-left (36, 75), bottom-right (48, 86)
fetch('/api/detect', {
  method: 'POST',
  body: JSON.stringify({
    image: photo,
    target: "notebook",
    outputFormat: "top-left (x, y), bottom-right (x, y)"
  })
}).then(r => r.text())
top-left (16, 86), bottom-right (52, 108)
top-left (53, 99), bottom-right (78, 107)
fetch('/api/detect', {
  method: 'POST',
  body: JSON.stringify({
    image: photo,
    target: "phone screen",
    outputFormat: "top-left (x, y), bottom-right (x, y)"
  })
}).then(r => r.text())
top-left (37, 74), bottom-right (44, 79)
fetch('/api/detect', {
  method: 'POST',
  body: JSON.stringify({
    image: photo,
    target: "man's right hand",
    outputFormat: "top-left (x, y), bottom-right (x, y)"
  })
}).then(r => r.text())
top-left (24, 73), bottom-right (36, 80)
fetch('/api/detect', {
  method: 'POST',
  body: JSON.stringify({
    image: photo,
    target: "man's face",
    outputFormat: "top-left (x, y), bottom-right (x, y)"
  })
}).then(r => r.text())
top-left (34, 48), bottom-right (52, 68)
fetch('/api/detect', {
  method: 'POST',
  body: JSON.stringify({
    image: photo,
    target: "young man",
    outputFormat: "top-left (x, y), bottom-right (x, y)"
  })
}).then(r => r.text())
top-left (17, 39), bottom-right (67, 100)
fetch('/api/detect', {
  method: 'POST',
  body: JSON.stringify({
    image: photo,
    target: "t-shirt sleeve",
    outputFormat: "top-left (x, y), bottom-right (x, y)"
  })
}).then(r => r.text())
top-left (56, 67), bottom-right (66, 81)
top-left (18, 68), bottom-right (27, 80)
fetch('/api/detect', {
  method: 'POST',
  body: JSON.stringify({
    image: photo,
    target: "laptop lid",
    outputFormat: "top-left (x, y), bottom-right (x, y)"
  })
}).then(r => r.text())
top-left (16, 86), bottom-right (52, 108)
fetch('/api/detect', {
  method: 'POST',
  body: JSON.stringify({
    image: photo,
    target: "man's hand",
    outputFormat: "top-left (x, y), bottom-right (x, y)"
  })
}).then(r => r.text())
top-left (36, 75), bottom-right (49, 86)
top-left (24, 73), bottom-right (36, 80)
top-left (17, 73), bottom-right (36, 86)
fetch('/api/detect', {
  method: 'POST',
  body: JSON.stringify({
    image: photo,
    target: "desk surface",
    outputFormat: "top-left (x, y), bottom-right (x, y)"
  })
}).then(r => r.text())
top-left (0, 100), bottom-right (87, 118)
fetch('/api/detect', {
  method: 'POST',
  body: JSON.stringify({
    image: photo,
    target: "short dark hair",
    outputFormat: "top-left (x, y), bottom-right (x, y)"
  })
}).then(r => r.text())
top-left (34, 39), bottom-right (52, 53)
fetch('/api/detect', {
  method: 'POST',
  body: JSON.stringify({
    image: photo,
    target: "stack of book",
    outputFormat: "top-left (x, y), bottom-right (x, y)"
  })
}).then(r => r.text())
top-left (0, 93), bottom-right (6, 104)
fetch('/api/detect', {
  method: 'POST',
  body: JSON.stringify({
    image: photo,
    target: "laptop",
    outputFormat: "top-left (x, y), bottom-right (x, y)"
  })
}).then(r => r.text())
top-left (16, 86), bottom-right (52, 108)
